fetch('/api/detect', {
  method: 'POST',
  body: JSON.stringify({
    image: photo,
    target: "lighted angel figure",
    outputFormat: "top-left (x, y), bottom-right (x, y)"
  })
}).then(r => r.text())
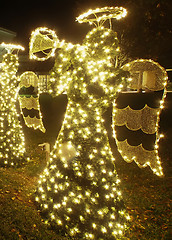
top-left (0, 43), bottom-right (46, 166)
top-left (0, 43), bottom-right (26, 166)
top-left (28, 6), bottom-right (168, 239)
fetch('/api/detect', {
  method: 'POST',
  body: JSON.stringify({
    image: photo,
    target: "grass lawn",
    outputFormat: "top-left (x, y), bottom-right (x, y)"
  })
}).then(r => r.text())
top-left (0, 150), bottom-right (68, 240)
top-left (0, 93), bottom-right (171, 239)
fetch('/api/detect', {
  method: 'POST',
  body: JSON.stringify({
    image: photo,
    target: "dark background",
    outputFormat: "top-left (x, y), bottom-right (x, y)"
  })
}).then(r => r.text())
top-left (0, 0), bottom-right (171, 71)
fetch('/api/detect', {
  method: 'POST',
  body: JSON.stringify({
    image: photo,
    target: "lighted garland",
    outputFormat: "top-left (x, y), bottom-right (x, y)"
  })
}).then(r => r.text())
top-left (116, 139), bottom-right (163, 171)
top-left (1, 42), bottom-right (24, 53)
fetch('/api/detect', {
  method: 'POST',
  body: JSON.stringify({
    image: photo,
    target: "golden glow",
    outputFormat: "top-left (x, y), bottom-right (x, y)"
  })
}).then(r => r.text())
top-left (76, 6), bottom-right (127, 26)
top-left (0, 51), bottom-right (26, 166)
top-left (1, 42), bottom-right (24, 52)
top-left (112, 59), bottom-right (168, 176)
top-left (33, 20), bottom-right (129, 239)
top-left (29, 5), bottom-right (166, 239)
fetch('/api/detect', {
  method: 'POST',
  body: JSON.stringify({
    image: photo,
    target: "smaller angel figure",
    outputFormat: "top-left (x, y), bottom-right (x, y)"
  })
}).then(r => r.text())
top-left (0, 43), bottom-right (26, 166)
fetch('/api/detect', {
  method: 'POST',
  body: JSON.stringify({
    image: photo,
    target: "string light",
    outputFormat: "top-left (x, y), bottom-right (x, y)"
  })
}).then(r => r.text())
top-left (19, 71), bottom-right (45, 132)
top-left (76, 6), bottom-right (127, 26)
top-left (112, 59), bottom-right (168, 176)
top-left (31, 15), bottom-right (129, 238)
top-left (0, 47), bottom-right (26, 166)
top-left (29, 5), bottom-right (167, 239)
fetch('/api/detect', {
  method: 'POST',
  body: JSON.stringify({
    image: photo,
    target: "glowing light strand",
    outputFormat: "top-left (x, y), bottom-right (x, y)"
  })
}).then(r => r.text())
top-left (29, 27), bottom-right (59, 61)
top-left (112, 59), bottom-right (168, 176)
top-left (32, 23), bottom-right (130, 239)
top-left (76, 6), bottom-right (127, 26)
top-left (19, 71), bottom-right (46, 132)
top-left (0, 51), bottom-right (26, 166)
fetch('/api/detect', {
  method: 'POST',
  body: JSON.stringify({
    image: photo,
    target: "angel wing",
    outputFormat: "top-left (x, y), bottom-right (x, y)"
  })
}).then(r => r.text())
top-left (112, 59), bottom-right (168, 176)
top-left (19, 71), bottom-right (46, 133)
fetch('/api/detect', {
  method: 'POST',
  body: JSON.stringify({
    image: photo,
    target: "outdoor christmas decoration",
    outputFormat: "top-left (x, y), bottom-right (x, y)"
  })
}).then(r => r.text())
top-left (113, 59), bottom-right (168, 176)
top-left (19, 71), bottom-right (46, 133)
top-left (29, 6), bottom-right (168, 239)
top-left (0, 43), bottom-right (26, 166)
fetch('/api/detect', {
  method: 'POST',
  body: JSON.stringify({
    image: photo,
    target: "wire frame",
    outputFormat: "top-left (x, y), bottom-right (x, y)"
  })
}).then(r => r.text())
top-left (76, 6), bottom-right (127, 27)
top-left (122, 59), bottom-right (168, 91)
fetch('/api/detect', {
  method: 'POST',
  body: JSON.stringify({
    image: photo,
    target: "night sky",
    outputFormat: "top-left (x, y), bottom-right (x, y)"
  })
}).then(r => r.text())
top-left (0, 0), bottom-right (171, 70)
top-left (0, 0), bottom-right (118, 48)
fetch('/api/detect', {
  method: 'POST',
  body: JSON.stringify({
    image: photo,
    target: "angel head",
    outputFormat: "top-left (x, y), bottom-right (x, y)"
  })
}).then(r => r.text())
top-left (29, 7), bottom-right (128, 101)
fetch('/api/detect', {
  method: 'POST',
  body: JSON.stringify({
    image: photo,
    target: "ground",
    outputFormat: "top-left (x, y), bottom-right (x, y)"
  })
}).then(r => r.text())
top-left (0, 93), bottom-right (171, 239)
